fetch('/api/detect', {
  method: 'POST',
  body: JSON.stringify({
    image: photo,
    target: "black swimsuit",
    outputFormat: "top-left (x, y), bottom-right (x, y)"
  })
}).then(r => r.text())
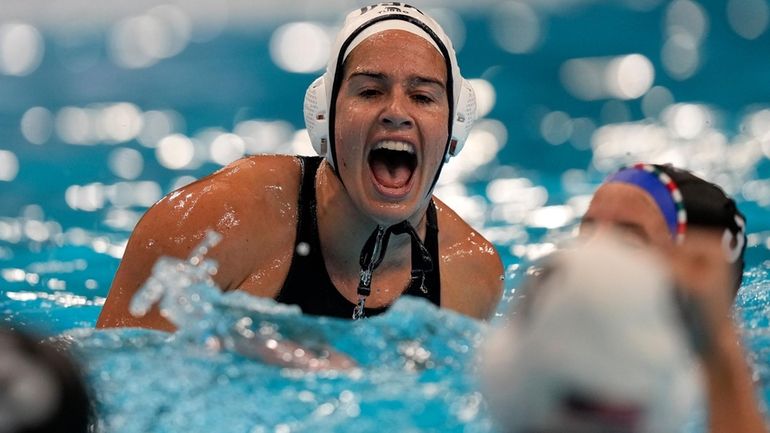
top-left (276, 156), bottom-right (441, 319)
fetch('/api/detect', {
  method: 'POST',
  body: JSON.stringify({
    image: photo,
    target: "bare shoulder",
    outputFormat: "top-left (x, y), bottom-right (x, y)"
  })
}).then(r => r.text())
top-left (140, 154), bottom-right (303, 284)
top-left (433, 197), bottom-right (504, 320)
top-left (145, 155), bottom-right (300, 246)
top-left (97, 155), bottom-right (303, 330)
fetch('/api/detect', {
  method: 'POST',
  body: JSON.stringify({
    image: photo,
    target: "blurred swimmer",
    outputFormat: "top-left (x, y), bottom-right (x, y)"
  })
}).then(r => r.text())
top-left (480, 237), bottom-right (702, 433)
top-left (0, 327), bottom-right (92, 433)
top-left (97, 3), bottom-right (503, 330)
top-left (578, 163), bottom-right (765, 433)
top-left (580, 163), bottom-right (746, 295)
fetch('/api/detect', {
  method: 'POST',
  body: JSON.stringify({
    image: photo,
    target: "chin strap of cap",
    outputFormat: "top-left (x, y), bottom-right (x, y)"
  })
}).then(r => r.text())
top-left (353, 220), bottom-right (433, 320)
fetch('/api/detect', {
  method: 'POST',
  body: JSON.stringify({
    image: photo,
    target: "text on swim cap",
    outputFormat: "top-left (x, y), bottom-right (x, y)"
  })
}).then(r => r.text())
top-left (359, 3), bottom-right (424, 17)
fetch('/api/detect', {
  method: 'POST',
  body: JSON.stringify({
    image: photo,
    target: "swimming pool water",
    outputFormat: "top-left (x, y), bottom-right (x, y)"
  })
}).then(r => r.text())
top-left (4, 203), bottom-right (770, 433)
top-left (64, 296), bottom-right (491, 433)
top-left (2, 2), bottom-right (770, 432)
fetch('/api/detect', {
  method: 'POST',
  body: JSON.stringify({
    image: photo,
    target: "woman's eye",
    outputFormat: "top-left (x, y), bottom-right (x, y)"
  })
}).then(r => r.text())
top-left (412, 94), bottom-right (434, 104)
top-left (359, 89), bottom-right (381, 98)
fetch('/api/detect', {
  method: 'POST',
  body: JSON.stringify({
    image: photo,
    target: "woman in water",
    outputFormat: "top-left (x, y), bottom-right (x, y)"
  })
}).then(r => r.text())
top-left (97, 3), bottom-right (503, 330)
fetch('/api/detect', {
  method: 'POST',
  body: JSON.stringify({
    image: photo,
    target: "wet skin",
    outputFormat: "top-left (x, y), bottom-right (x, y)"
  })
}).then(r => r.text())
top-left (97, 31), bottom-right (504, 331)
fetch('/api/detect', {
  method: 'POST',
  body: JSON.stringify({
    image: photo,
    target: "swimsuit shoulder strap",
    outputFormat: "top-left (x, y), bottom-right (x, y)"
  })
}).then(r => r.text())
top-left (275, 156), bottom-right (324, 304)
top-left (402, 199), bottom-right (441, 306)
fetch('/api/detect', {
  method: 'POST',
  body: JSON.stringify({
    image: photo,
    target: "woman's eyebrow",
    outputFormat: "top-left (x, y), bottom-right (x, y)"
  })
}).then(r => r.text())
top-left (347, 71), bottom-right (386, 81)
top-left (408, 76), bottom-right (446, 90)
top-left (347, 71), bottom-right (445, 89)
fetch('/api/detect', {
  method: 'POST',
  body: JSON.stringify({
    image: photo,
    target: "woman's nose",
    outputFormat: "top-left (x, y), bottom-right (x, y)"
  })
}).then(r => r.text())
top-left (379, 92), bottom-right (413, 129)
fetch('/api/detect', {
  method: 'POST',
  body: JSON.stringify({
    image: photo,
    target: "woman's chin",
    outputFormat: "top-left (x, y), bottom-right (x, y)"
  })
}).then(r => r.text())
top-left (359, 198), bottom-right (426, 227)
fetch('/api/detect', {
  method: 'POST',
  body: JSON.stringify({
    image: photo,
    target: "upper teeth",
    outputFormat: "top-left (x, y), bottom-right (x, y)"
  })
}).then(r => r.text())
top-left (373, 140), bottom-right (415, 154)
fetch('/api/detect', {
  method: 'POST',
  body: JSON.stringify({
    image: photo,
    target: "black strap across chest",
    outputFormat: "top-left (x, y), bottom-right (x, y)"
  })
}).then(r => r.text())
top-left (276, 156), bottom-right (441, 318)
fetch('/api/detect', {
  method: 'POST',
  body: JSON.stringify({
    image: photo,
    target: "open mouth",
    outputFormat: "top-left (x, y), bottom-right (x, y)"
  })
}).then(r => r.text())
top-left (368, 141), bottom-right (417, 192)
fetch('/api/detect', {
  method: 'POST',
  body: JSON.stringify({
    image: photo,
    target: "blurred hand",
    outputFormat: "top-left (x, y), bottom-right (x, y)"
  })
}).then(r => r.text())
top-left (669, 227), bottom-right (734, 339)
top-left (669, 228), bottom-right (767, 433)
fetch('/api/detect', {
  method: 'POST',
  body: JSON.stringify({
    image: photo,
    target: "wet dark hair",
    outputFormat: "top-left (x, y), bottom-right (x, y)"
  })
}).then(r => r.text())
top-left (0, 327), bottom-right (92, 433)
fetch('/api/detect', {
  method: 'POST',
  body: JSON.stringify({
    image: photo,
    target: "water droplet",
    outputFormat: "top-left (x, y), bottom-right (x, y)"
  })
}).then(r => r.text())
top-left (296, 242), bottom-right (310, 256)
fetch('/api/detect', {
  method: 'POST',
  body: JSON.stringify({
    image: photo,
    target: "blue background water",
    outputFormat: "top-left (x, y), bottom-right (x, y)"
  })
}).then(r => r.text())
top-left (2, 1), bottom-right (770, 431)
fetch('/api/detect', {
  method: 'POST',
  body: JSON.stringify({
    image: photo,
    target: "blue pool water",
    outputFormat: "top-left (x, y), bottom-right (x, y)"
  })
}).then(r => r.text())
top-left (2, 1), bottom-right (770, 432)
top-left (66, 297), bottom-right (490, 433)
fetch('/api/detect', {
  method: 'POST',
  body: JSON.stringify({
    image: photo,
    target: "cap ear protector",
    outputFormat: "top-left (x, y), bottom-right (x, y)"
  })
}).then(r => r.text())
top-left (446, 78), bottom-right (476, 160)
top-left (303, 75), bottom-right (330, 159)
top-left (302, 3), bottom-right (477, 171)
top-left (723, 213), bottom-right (746, 264)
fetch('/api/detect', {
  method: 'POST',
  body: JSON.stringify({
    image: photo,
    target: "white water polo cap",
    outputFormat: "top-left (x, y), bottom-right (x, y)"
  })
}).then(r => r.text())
top-left (303, 3), bottom-right (477, 172)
